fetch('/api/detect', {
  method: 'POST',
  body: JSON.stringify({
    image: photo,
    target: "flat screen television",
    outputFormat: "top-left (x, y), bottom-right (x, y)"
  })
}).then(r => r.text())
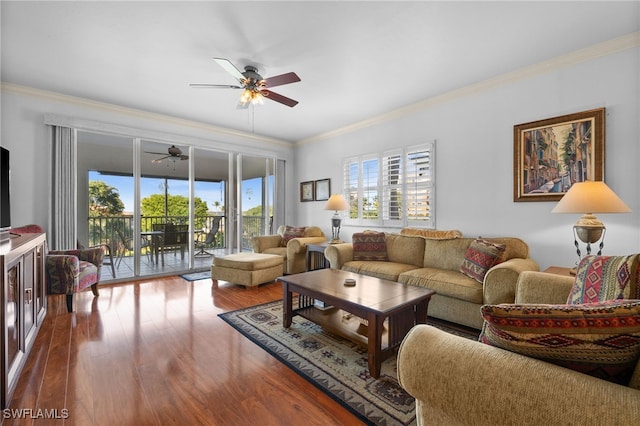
top-left (0, 147), bottom-right (10, 241)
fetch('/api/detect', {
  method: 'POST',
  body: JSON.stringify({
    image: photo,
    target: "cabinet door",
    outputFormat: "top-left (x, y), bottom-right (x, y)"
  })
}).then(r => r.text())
top-left (34, 242), bottom-right (46, 323)
top-left (5, 263), bottom-right (20, 374)
top-left (22, 250), bottom-right (35, 344)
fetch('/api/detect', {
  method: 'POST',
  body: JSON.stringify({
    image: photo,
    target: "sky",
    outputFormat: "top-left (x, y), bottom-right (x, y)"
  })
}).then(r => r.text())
top-left (89, 171), bottom-right (263, 214)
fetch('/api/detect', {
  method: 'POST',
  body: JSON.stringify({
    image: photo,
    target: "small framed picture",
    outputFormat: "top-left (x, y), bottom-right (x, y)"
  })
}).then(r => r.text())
top-left (300, 181), bottom-right (314, 202)
top-left (314, 178), bottom-right (330, 201)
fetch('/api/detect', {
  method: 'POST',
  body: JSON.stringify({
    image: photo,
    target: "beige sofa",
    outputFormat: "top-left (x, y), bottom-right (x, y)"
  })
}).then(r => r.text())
top-left (324, 232), bottom-right (539, 329)
top-left (251, 225), bottom-right (326, 274)
top-left (397, 271), bottom-right (640, 425)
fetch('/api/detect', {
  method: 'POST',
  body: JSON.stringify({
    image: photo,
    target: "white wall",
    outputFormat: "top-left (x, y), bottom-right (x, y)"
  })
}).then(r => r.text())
top-left (2, 45), bottom-right (639, 271)
top-left (0, 86), bottom-right (296, 238)
top-left (294, 47), bottom-right (640, 271)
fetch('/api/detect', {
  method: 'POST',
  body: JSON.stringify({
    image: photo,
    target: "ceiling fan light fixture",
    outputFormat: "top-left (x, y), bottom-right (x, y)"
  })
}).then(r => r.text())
top-left (240, 89), bottom-right (264, 106)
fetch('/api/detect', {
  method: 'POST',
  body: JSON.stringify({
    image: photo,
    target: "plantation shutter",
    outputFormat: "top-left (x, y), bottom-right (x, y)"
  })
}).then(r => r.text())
top-left (344, 158), bottom-right (359, 220)
top-left (382, 150), bottom-right (403, 226)
top-left (405, 143), bottom-right (434, 227)
top-left (361, 157), bottom-right (379, 221)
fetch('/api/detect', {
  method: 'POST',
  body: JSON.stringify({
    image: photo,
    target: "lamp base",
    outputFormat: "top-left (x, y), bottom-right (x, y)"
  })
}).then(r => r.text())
top-left (330, 214), bottom-right (342, 244)
top-left (573, 225), bottom-right (606, 259)
top-left (329, 239), bottom-right (343, 244)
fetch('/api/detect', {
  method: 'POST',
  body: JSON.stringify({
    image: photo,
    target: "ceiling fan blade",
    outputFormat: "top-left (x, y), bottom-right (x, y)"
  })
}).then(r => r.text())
top-left (213, 57), bottom-right (245, 82)
top-left (151, 155), bottom-right (171, 163)
top-left (264, 72), bottom-right (301, 88)
top-left (180, 155), bottom-right (189, 160)
top-left (145, 151), bottom-right (170, 155)
top-left (261, 90), bottom-right (299, 108)
top-left (189, 83), bottom-right (243, 89)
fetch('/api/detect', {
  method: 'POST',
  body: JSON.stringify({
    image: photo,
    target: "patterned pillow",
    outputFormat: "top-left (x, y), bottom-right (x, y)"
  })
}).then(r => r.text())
top-left (281, 226), bottom-right (306, 247)
top-left (568, 255), bottom-right (640, 304)
top-left (352, 231), bottom-right (388, 261)
top-left (459, 238), bottom-right (506, 283)
top-left (479, 300), bottom-right (640, 385)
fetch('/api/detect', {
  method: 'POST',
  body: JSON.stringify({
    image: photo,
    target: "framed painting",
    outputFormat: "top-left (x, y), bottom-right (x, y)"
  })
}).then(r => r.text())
top-left (513, 108), bottom-right (605, 202)
top-left (314, 178), bottom-right (330, 201)
top-left (300, 181), bottom-right (314, 202)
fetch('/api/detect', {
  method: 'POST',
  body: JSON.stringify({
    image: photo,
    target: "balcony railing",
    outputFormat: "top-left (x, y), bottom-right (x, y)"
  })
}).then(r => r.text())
top-left (87, 215), bottom-right (267, 254)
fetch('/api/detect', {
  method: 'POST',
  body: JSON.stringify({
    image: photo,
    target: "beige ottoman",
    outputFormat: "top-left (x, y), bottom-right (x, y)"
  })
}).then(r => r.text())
top-left (211, 253), bottom-right (284, 287)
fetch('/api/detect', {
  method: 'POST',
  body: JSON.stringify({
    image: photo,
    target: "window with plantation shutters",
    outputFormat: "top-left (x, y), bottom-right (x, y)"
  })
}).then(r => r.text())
top-left (343, 155), bottom-right (379, 224)
top-left (343, 142), bottom-right (435, 228)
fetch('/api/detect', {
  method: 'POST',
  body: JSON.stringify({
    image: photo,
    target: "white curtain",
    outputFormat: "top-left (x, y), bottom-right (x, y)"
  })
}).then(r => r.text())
top-left (273, 159), bottom-right (286, 233)
top-left (49, 126), bottom-right (77, 250)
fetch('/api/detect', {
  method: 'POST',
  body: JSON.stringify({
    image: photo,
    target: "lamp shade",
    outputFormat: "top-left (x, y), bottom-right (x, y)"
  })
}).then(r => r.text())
top-left (324, 194), bottom-right (349, 211)
top-left (551, 181), bottom-right (631, 214)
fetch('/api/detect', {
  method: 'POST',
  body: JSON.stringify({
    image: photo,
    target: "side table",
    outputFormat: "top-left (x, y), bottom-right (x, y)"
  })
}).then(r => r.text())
top-left (543, 266), bottom-right (576, 277)
top-left (306, 241), bottom-right (330, 271)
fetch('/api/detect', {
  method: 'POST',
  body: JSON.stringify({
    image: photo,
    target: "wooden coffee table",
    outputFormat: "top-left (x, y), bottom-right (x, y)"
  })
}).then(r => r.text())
top-left (279, 268), bottom-right (435, 378)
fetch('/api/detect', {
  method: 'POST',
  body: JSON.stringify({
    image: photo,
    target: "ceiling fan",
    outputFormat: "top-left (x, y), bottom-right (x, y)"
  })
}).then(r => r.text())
top-left (146, 145), bottom-right (188, 163)
top-left (190, 58), bottom-right (301, 108)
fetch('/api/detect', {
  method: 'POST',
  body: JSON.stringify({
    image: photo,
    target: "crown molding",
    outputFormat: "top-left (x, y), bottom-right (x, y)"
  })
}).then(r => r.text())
top-left (0, 82), bottom-right (293, 148)
top-left (297, 31), bottom-right (640, 146)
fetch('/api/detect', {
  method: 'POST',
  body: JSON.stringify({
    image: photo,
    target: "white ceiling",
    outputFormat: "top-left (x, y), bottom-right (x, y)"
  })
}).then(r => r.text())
top-left (2, 1), bottom-right (639, 143)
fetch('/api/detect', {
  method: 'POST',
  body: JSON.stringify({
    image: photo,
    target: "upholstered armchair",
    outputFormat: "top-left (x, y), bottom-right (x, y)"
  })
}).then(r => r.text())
top-left (47, 248), bottom-right (103, 312)
top-left (398, 255), bottom-right (640, 425)
top-left (251, 225), bottom-right (326, 274)
top-left (11, 224), bottom-right (104, 313)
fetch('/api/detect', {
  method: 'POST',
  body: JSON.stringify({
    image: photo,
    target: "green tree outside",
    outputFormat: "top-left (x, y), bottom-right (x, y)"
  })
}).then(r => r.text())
top-left (141, 194), bottom-right (209, 230)
top-left (245, 205), bottom-right (262, 216)
top-left (244, 205), bottom-right (274, 216)
top-left (89, 181), bottom-right (125, 216)
top-left (88, 181), bottom-right (126, 246)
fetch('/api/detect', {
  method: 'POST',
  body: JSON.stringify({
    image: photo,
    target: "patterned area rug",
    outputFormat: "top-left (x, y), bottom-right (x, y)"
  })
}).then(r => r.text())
top-left (179, 270), bottom-right (211, 281)
top-left (219, 300), bottom-right (479, 425)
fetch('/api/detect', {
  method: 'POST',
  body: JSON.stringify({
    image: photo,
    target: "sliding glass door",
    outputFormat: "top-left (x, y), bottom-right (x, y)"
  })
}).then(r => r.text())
top-left (78, 131), bottom-right (280, 281)
top-left (237, 155), bottom-right (275, 251)
top-left (192, 147), bottom-right (228, 259)
top-left (78, 132), bottom-right (135, 280)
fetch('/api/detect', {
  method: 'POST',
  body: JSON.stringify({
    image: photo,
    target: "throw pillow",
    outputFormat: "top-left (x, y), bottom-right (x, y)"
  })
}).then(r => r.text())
top-left (459, 238), bottom-right (506, 283)
top-left (567, 254), bottom-right (639, 304)
top-left (479, 300), bottom-right (640, 385)
top-left (352, 231), bottom-right (388, 261)
top-left (281, 226), bottom-right (306, 247)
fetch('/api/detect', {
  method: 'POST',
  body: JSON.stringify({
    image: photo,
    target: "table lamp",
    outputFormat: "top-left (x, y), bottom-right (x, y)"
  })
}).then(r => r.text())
top-left (324, 194), bottom-right (349, 243)
top-left (552, 181), bottom-right (630, 265)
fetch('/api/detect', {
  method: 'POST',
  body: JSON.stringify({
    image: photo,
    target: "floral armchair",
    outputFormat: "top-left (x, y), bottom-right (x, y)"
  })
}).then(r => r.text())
top-left (11, 224), bottom-right (104, 312)
top-left (251, 225), bottom-right (326, 274)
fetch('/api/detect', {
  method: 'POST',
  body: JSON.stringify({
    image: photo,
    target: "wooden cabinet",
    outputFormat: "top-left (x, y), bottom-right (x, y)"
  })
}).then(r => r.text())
top-left (0, 233), bottom-right (46, 408)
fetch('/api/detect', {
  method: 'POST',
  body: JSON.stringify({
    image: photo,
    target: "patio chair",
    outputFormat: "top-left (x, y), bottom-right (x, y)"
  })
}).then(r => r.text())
top-left (195, 216), bottom-right (221, 257)
top-left (152, 223), bottom-right (188, 265)
top-left (115, 228), bottom-right (151, 268)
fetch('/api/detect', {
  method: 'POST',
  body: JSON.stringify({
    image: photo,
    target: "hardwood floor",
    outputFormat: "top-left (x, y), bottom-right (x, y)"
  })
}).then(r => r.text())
top-left (4, 277), bottom-right (364, 425)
